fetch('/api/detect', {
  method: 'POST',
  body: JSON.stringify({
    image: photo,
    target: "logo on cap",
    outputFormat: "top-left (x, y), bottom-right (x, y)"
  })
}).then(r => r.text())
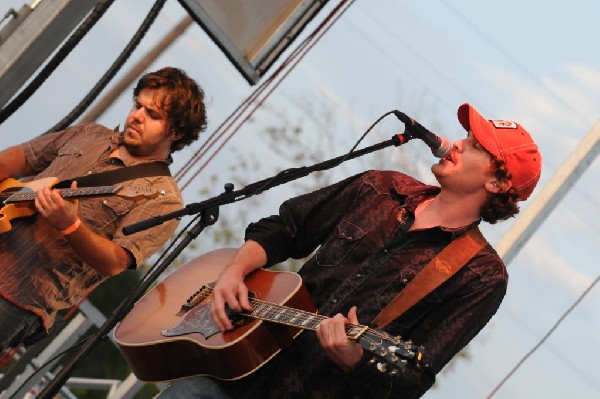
top-left (491, 120), bottom-right (517, 129)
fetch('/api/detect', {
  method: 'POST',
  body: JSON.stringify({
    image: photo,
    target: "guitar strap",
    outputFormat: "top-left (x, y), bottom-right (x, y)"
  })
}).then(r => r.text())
top-left (54, 161), bottom-right (171, 188)
top-left (370, 225), bottom-right (488, 329)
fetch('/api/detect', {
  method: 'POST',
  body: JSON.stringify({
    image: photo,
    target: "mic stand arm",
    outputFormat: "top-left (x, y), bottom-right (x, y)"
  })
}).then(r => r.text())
top-left (122, 132), bottom-right (412, 235)
top-left (37, 132), bottom-right (412, 398)
top-left (37, 205), bottom-right (220, 399)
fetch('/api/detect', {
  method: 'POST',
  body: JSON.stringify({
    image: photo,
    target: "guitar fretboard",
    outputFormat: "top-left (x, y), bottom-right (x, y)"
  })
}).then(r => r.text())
top-left (190, 285), bottom-right (370, 339)
top-left (5, 186), bottom-right (121, 203)
top-left (249, 298), bottom-right (368, 337)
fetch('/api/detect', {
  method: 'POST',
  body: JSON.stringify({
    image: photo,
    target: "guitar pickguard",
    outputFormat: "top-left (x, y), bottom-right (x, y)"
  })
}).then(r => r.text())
top-left (162, 303), bottom-right (221, 339)
top-left (163, 291), bottom-right (257, 339)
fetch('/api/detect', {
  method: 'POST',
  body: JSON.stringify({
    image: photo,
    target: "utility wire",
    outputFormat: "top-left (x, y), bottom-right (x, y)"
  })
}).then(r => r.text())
top-left (175, 0), bottom-right (356, 192)
top-left (47, 0), bottom-right (168, 133)
top-left (356, 4), bottom-right (475, 111)
top-left (438, 0), bottom-right (592, 127)
top-left (0, 0), bottom-right (117, 125)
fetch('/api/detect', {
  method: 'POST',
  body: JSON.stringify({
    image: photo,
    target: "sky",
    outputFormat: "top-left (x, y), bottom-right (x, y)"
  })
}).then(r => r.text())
top-left (1, 0), bottom-right (600, 398)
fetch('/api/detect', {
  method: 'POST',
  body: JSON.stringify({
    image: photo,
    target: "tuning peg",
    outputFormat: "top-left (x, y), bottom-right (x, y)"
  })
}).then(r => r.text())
top-left (376, 362), bottom-right (388, 373)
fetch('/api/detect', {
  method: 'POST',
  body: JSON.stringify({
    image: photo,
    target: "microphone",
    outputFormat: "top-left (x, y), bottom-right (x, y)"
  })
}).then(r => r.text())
top-left (393, 111), bottom-right (452, 158)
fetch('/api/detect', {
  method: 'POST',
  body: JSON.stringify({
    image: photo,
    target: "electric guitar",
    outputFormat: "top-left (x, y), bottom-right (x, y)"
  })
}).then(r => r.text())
top-left (0, 177), bottom-right (158, 233)
top-left (114, 248), bottom-right (425, 382)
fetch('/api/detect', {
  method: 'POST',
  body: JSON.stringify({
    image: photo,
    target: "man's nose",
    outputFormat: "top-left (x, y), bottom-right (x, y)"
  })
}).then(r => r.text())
top-left (453, 139), bottom-right (464, 152)
top-left (131, 107), bottom-right (145, 121)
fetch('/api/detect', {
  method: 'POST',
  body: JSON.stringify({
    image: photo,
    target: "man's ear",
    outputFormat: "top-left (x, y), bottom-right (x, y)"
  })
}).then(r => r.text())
top-left (485, 180), bottom-right (501, 195)
top-left (485, 179), bottom-right (511, 194)
top-left (171, 131), bottom-right (183, 142)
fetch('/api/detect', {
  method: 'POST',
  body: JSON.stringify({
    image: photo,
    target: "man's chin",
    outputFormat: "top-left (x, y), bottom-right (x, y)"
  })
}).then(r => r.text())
top-left (123, 143), bottom-right (144, 157)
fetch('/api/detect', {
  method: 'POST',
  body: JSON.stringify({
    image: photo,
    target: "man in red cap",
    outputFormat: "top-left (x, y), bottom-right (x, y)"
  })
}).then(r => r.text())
top-left (159, 104), bottom-right (542, 398)
top-left (457, 103), bottom-right (541, 201)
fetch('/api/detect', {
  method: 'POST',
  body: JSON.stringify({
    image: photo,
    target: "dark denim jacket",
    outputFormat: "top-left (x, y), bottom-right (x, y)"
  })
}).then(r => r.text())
top-left (225, 170), bottom-right (507, 399)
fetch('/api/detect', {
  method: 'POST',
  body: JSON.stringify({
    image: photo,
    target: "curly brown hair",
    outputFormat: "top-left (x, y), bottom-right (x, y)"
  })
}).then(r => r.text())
top-left (133, 67), bottom-right (207, 152)
top-left (480, 158), bottom-right (521, 224)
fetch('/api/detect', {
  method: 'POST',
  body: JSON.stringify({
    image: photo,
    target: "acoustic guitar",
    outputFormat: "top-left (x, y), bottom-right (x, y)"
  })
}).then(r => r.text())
top-left (0, 177), bottom-right (158, 233)
top-left (114, 248), bottom-right (424, 382)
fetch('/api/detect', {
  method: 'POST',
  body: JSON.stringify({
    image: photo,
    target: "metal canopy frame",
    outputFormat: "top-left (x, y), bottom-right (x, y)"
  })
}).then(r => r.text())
top-left (177, 0), bottom-right (329, 85)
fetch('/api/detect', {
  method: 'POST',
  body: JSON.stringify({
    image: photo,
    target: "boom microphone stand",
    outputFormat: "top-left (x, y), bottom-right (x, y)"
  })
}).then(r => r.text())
top-left (37, 129), bottom-right (416, 398)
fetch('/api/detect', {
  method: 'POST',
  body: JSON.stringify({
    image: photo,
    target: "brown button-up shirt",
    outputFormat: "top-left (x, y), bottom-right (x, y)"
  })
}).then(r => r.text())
top-left (0, 123), bottom-right (183, 329)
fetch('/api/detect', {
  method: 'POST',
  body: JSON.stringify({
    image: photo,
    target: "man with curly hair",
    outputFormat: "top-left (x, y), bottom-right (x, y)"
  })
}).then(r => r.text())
top-left (0, 67), bottom-right (207, 352)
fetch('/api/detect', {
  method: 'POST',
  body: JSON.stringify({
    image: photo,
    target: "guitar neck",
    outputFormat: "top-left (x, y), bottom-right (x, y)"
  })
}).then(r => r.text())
top-left (181, 285), bottom-right (423, 370)
top-left (247, 298), bottom-right (368, 339)
top-left (245, 297), bottom-right (422, 367)
top-left (5, 185), bottom-right (121, 203)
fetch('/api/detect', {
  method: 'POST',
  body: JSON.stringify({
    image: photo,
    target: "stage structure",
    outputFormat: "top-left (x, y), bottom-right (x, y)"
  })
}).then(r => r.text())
top-left (178, 0), bottom-right (330, 84)
top-left (0, 0), bottom-right (329, 108)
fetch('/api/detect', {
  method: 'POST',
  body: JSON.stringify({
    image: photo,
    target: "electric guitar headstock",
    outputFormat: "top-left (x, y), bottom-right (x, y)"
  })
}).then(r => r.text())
top-left (115, 186), bottom-right (160, 200)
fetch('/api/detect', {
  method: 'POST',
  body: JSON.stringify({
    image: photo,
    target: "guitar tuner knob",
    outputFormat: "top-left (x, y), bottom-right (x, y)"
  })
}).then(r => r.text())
top-left (376, 362), bottom-right (388, 373)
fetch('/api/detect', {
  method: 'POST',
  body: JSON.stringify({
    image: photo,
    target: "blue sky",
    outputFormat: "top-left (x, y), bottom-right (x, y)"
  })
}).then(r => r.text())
top-left (2, 1), bottom-right (599, 398)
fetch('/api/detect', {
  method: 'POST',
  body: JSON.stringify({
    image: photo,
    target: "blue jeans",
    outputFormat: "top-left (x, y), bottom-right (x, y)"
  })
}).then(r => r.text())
top-left (0, 296), bottom-right (44, 353)
top-left (157, 376), bottom-right (233, 399)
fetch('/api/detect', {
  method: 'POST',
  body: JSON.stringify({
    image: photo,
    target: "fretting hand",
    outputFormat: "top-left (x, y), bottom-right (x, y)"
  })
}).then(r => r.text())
top-left (316, 306), bottom-right (364, 372)
top-left (35, 181), bottom-right (80, 231)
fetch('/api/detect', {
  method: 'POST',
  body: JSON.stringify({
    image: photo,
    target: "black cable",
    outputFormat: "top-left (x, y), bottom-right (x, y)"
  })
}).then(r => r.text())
top-left (46, 0), bottom-right (168, 134)
top-left (0, 0), bottom-right (117, 125)
top-left (7, 336), bottom-right (89, 399)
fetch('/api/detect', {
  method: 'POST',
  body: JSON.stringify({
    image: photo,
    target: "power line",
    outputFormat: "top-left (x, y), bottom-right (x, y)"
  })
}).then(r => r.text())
top-left (437, 0), bottom-right (593, 128)
top-left (355, 4), bottom-right (479, 112)
top-left (487, 275), bottom-right (600, 398)
top-left (175, 0), bottom-right (357, 191)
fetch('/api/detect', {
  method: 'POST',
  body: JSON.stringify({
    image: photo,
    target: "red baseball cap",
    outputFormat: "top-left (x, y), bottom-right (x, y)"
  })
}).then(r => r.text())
top-left (457, 103), bottom-right (542, 201)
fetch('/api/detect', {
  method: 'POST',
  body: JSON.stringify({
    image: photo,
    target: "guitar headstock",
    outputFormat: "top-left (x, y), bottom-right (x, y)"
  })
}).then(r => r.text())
top-left (116, 186), bottom-right (160, 200)
top-left (356, 328), bottom-right (425, 373)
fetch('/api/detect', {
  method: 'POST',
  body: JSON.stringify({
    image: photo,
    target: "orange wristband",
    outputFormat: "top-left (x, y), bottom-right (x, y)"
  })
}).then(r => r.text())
top-left (61, 218), bottom-right (81, 236)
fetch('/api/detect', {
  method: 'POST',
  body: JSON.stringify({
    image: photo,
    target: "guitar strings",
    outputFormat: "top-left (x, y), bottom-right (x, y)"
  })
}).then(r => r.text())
top-left (3, 187), bottom-right (119, 202)
top-left (199, 286), bottom-right (415, 352)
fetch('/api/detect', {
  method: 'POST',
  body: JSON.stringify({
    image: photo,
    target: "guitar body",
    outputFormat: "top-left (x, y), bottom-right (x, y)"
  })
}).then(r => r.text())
top-left (0, 177), bottom-right (58, 233)
top-left (113, 249), bottom-right (318, 382)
